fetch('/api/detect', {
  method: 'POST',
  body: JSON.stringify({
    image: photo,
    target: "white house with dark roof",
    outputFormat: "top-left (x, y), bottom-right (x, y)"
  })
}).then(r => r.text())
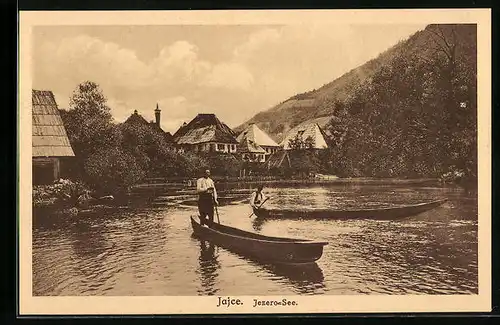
top-left (32, 90), bottom-right (75, 184)
top-left (238, 138), bottom-right (267, 163)
top-left (237, 123), bottom-right (280, 161)
top-left (172, 113), bottom-right (238, 153)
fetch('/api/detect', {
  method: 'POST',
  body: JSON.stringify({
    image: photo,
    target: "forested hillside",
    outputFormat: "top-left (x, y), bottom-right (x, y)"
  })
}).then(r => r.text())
top-left (326, 24), bottom-right (477, 181)
top-left (235, 28), bottom-right (413, 141)
top-left (239, 24), bottom-right (477, 182)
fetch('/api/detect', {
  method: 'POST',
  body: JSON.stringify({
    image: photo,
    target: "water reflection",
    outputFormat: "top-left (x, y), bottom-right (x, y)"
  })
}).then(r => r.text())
top-left (197, 239), bottom-right (221, 296)
top-left (32, 183), bottom-right (478, 296)
top-left (260, 262), bottom-right (326, 295)
top-left (251, 217), bottom-right (266, 232)
top-left (70, 221), bottom-right (109, 258)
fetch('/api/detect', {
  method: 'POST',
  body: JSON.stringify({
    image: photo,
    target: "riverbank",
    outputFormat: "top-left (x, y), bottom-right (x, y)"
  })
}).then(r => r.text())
top-left (32, 179), bottom-right (119, 220)
top-left (33, 176), bottom-right (475, 220)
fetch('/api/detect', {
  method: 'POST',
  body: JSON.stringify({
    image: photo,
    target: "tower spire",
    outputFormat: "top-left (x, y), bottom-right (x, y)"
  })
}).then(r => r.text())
top-left (154, 103), bottom-right (161, 125)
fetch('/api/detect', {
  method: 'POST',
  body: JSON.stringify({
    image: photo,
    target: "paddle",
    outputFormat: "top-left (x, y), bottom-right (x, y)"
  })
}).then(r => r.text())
top-left (248, 197), bottom-right (270, 218)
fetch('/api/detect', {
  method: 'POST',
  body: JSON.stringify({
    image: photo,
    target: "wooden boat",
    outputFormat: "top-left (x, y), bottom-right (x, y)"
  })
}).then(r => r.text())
top-left (253, 199), bottom-right (448, 220)
top-left (190, 216), bottom-right (327, 264)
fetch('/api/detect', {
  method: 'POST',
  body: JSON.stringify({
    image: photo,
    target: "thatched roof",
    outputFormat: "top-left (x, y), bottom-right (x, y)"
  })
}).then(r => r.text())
top-left (280, 122), bottom-right (328, 150)
top-left (238, 138), bottom-right (266, 154)
top-left (266, 150), bottom-right (291, 169)
top-left (173, 113), bottom-right (238, 145)
top-left (237, 123), bottom-right (279, 147)
top-left (32, 90), bottom-right (75, 157)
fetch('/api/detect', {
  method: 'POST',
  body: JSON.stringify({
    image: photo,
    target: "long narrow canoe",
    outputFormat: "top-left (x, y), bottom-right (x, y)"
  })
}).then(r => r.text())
top-left (253, 199), bottom-right (447, 220)
top-left (190, 216), bottom-right (327, 265)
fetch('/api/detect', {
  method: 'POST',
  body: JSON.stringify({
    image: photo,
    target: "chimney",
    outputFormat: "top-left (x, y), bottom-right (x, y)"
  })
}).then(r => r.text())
top-left (134, 109), bottom-right (138, 115)
top-left (154, 103), bottom-right (161, 126)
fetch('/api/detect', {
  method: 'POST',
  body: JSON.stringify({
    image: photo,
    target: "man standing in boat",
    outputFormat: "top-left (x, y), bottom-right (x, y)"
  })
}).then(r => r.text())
top-left (197, 169), bottom-right (218, 227)
top-left (250, 184), bottom-right (269, 210)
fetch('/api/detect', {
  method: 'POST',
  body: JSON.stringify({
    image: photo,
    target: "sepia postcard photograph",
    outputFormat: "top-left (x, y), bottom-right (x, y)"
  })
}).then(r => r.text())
top-left (18, 9), bottom-right (491, 315)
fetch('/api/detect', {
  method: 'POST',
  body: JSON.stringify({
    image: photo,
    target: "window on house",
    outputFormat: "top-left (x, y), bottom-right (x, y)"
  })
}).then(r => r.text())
top-left (217, 144), bottom-right (224, 151)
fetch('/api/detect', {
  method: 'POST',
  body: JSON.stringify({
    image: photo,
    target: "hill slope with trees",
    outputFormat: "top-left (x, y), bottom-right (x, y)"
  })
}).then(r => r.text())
top-left (238, 24), bottom-right (477, 183)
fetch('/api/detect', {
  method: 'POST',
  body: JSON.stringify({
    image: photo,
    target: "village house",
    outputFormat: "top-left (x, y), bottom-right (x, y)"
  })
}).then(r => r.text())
top-left (123, 104), bottom-right (175, 145)
top-left (32, 90), bottom-right (75, 185)
top-left (280, 122), bottom-right (329, 150)
top-left (237, 123), bottom-right (280, 162)
top-left (238, 138), bottom-right (267, 163)
top-left (172, 113), bottom-right (238, 154)
top-left (266, 150), bottom-right (292, 170)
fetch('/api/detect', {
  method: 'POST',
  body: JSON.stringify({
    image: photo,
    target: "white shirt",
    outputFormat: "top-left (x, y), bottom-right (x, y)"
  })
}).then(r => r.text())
top-left (196, 177), bottom-right (217, 201)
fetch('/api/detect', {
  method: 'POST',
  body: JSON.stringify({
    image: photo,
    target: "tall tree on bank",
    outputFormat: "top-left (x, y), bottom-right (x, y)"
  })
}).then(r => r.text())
top-left (61, 81), bottom-right (118, 160)
top-left (325, 24), bottom-right (477, 181)
top-left (60, 81), bottom-right (127, 194)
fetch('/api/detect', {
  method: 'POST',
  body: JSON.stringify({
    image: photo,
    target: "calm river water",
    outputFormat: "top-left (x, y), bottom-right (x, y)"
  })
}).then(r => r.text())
top-left (33, 183), bottom-right (478, 296)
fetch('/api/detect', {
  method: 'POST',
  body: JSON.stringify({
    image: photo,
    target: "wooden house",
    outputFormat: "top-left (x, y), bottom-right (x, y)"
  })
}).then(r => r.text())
top-left (173, 113), bottom-right (238, 153)
top-left (237, 123), bottom-right (280, 162)
top-left (280, 122), bottom-right (329, 150)
top-left (238, 138), bottom-right (267, 162)
top-left (32, 90), bottom-right (75, 185)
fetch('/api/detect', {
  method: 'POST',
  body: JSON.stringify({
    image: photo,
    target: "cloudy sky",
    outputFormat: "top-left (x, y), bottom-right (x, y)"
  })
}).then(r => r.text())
top-left (33, 24), bottom-right (426, 133)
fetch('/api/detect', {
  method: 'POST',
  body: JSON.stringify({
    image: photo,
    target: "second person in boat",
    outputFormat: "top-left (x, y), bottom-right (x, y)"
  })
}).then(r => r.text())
top-left (250, 184), bottom-right (270, 211)
top-left (197, 169), bottom-right (218, 227)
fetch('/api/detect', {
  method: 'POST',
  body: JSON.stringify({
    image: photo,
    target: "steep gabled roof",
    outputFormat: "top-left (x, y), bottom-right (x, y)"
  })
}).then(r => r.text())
top-left (173, 113), bottom-right (238, 145)
top-left (238, 138), bottom-right (266, 154)
top-left (32, 90), bottom-right (75, 157)
top-left (237, 123), bottom-right (279, 147)
top-left (280, 122), bottom-right (328, 150)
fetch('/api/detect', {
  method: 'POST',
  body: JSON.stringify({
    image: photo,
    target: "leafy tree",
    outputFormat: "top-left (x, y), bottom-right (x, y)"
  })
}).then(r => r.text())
top-left (60, 81), bottom-right (120, 178)
top-left (84, 146), bottom-right (146, 198)
top-left (323, 24), bottom-right (476, 182)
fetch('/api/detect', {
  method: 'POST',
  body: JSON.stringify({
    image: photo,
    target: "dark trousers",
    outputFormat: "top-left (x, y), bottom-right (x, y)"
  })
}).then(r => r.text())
top-left (198, 194), bottom-right (215, 226)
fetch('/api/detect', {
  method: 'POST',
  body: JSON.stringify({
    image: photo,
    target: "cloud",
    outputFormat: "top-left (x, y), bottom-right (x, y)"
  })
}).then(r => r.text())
top-left (106, 97), bottom-right (134, 123)
top-left (34, 25), bottom-right (426, 130)
top-left (155, 96), bottom-right (204, 133)
top-left (204, 62), bottom-right (254, 90)
top-left (233, 27), bottom-right (282, 59)
top-left (40, 35), bottom-right (150, 91)
top-left (35, 34), bottom-right (257, 130)
top-left (151, 41), bottom-right (212, 85)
